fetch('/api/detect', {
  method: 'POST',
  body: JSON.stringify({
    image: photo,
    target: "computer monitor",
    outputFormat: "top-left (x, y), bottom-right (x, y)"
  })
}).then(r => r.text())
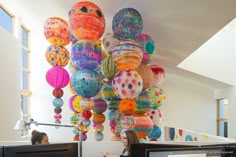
top-left (0, 146), bottom-right (3, 157)
top-left (146, 146), bottom-right (224, 157)
top-left (131, 143), bottom-right (195, 157)
top-left (4, 142), bottom-right (78, 157)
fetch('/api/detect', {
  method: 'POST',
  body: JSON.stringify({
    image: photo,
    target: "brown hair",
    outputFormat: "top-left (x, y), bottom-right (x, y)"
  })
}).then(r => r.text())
top-left (124, 130), bottom-right (139, 156)
top-left (31, 130), bottom-right (47, 145)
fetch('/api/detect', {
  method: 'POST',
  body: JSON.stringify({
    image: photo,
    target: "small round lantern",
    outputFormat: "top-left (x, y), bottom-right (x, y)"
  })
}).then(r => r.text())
top-left (52, 88), bottom-right (64, 98)
top-left (44, 17), bottom-right (70, 46)
top-left (101, 83), bottom-right (121, 102)
top-left (148, 87), bottom-right (166, 107)
top-left (82, 109), bottom-right (92, 119)
top-left (92, 98), bottom-right (108, 114)
top-left (150, 64), bottom-right (166, 87)
top-left (112, 40), bottom-right (143, 71)
top-left (148, 125), bottom-right (162, 140)
top-left (112, 8), bottom-right (143, 40)
top-left (45, 45), bottom-right (70, 67)
top-left (68, 1), bottom-right (105, 41)
top-left (71, 40), bottom-right (102, 70)
top-left (112, 70), bottom-right (143, 99)
top-left (46, 66), bottom-right (70, 88)
top-left (93, 113), bottom-right (106, 124)
top-left (137, 33), bottom-right (156, 64)
top-left (95, 132), bottom-right (104, 141)
top-left (118, 99), bottom-right (136, 115)
top-left (71, 68), bottom-right (102, 98)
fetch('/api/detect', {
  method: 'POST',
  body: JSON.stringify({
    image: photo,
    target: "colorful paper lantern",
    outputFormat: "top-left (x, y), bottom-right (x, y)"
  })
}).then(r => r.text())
top-left (44, 17), bottom-right (70, 46)
top-left (112, 40), bottom-right (143, 71)
top-left (94, 123), bottom-right (104, 132)
top-left (46, 66), bottom-right (70, 88)
top-left (102, 32), bottom-right (120, 55)
top-left (101, 55), bottom-right (119, 80)
top-left (136, 64), bottom-right (154, 89)
top-left (82, 109), bottom-right (92, 119)
top-left (71, 68), bottom-right (102, 98)
top-left (118, 99), bottom-right (136, 115)
top-left (137, 33), bottom-right (156, 64)
top-left (52, 88), bottom-right (64, 98)
top-left (150, 64), bottom-right (166, 87)
top-left (45, 45), bottom-right (70, 67)
top-left (112, 8), bottom-right (143, 40)
top-left (68, 1), bottom-right (105, 41)
top-left (133, 114), bottom-right (153, 138)
top-left (112, 70), bottom-right (143, 99)
top-left (148, 87), bottom-right (166, 107)
top-left (148, 108), bottom-right (163, 126)
top-left (135, 91), bottom-right (152, 114)
top-left (120, 115), bottom-right (135, 129)
top-left (71, 40), bottom-right (102, 70)
top-left (92, 113), bottom-right (105, 124)
top-left (92, 98), bottom-right (108, 114)
top-left (95, 132), bottom-right (104, 141)
top-left (80, 98), bottom-right (94, 110)
top-left (101, 83), bottom-right (121, 102)
top-left (148, 125), bottom-right (162, 140)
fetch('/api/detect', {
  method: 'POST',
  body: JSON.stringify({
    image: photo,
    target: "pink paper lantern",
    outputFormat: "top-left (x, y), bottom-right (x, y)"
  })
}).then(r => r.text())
top-left (46, 66), bottom-right (70, 88)
top-left (150, 64), bottom-right (166, 87)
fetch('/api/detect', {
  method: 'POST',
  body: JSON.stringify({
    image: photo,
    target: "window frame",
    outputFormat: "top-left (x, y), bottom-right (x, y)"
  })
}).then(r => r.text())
top-left (0, 3), bottom-right (15, 35)
top-left (216, 98), bottom-right (228, 137)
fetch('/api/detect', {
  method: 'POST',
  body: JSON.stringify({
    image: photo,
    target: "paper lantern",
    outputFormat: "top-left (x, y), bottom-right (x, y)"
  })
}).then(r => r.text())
top-left (70, 33), bottom-right (78, 45)
top-left (71, 68), bottom-right (102, 98)
top-left (46, 66), bottom-right (70, 88)
top-left (53, 98), bottom-right (63, 108)
top-left (54, 107), bottom-right (62, 114)
top-left (68, 1), bottom-right (105, 41)
top-left (95, 132), bottom-right (104, 141)
top-left (120, 115), bottom-right (135, 129)
top-left (118, 99), bottom-right (136, 115)
top-left (94, 123), bottom-right (104, 132)
top-left (102, 32), bottom-right (120, 55)
top-left (70, 113), bottom-right (79, 125)
top-left (112, 70), bottom-right (143, 99)
top-left (107, 101), bottom-right (119, 111)
top-left (68, 95), bottom-right (76, 112)
top-left (135, 91), bottom-right (152, 114)
top-left (133, 114), bottom-right (153, 138)
top-left (136, 64), bottom-right (154, 89)
top-left (92, 98), bottom-right (108, 114)
top-left (52, 88), bottom-right (64, 98)
top-left (101, 55), bottom-right (119, 80)
top-left (148, 87), bottom-right (165, 107)
top-left (82, 119), bottom-right (91, 127)
top-left (44, 17), bottom-right (70, 46)
top-left (93, 113), bottom-right (105, 124)
top-left (148, 125), bottom-right (162, 140)
top-left (45, 45), bottom-right (70, 67)
top-left (72, 95), bottom-right (83, 112)
top-left (101, 83), bottom-right (121, 102)
top-left (148, 108), bottom-right (163, 126)
top-left (112, 40), bottom-right (143, 71)
top-left (71, 40), bottom-right (102, 70)
top-left (82, 109), bottom-right (92, 119)
top-left (137, 33), bottom-right (156, 64)
top-left (150, 64), bottom-right (166, 87)
top-left (80, 98), bottom-right (94, 110)
top-left (112, 8), bottom-right (143, 40)
top-left (108, 111), bottom-right (119, 121)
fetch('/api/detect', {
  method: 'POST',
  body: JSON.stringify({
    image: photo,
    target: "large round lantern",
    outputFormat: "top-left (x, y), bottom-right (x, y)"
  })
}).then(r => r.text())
top-left (71, 68), bottom-right (102, 98)
top-left (112, 40), bottom-right (143, 71)
top-left (68, 1), bottom-right (105, 41)
top-left (112, 70), bottom-right (143, 99)
top-left (102, 32), bottom-right (120, 55)
top-left (71, 40), bottom-right (102, 70)
top-left (93, 98), bottom-right (108, 114)
top-left (46, 66), bottom-right (70, 88)
top-left (137, 33), bottom-right (156, 64)
top-left (45, 45), bottom-right (70, 67)
top-left (133, 114), bottom-right (153, 138)
top-left (44, 17), bottom-right (70, 46)
top-left (101, 55), bottom-right (119, 80)
top-left (112, 8), bottom-right (143, 40)
top-left (136, 64), bottom-right (154, 89)
top-left (150, 64), bottom-right (166, 87)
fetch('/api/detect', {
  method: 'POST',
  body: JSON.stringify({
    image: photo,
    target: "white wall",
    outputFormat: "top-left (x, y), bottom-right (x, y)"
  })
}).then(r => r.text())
top-left (0, 0), bottom-right (234, 143)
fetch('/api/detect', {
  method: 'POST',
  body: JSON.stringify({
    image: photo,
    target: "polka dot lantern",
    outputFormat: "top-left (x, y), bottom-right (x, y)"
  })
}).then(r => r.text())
top-left (44, 17), bottom-right (70, 46)
top-left (112, 70), bottom-right (143, 99)
top-left (71, 40), bottom-right (102, 70)
top-left (150, 64), bottom-right (166, 87)
top-left (68, 1), bottom-right (105, 41)
top-left (137, 33), bottom-right (156, 64)
top-left (71, 68), bottom-right (102, 98)
top-left (45, 45), bottom-right (70, 67)
top-left (102, 32), bottom-right (120, 55)
top-left (112, 40), bottom-right (143, 71)
top-left (118, 99), bottom-right (136, 115)
top-left (136, 64), bottom-right (154, 89)
top-left (148, 87), bottom-right (166, 107)
top-left (46, 66), bottom-right (70, 88)
top-left (148, 108), bottom-right (163, 126)
top-left (71, 95), bottom-right (83, 113)
top-left (101, 55), bottom-right (119, 80)
top-left (133, 114), bottom-right (153, 138)
top-left (112, 8), bottom-right (143, 40)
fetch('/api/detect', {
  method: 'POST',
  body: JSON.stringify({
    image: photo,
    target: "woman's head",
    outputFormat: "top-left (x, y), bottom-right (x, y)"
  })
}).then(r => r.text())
top-left (121, 129), bottom-right (139, 155)
top-left (31, 130), bottom-right (49, 145)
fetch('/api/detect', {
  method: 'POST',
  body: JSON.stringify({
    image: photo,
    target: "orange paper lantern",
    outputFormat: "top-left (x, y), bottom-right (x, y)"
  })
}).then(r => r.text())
top-left (118, 99), bottom-right (136, 115)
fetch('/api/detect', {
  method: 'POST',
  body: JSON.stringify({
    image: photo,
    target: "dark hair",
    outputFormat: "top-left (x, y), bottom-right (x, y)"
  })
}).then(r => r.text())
top-left (124, 130), bottom-right (139, 156)
top-left (31, 130), bottom-right (47, 145)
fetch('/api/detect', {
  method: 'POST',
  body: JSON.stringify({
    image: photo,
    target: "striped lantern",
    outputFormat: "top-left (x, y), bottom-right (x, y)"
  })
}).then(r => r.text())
top-left (112, 40), bottom-right (143, 71)
top-left (133, 113), bottom-right (153, 138)
top-left (101, 55), bottom-right (119, 80)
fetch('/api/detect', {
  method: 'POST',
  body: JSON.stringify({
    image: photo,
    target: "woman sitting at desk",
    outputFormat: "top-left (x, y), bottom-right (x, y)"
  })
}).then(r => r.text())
top-left (31, 130), bottom-right (49, 145)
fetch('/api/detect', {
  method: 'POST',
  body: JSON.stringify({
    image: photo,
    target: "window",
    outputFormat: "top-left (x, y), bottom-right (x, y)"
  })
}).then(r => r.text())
top-left (216, 98), bottom-right (228, 137)
top-left (0, 4), bottom-right (14, 34)
top-left (19, 23), bottom-right (31, 122)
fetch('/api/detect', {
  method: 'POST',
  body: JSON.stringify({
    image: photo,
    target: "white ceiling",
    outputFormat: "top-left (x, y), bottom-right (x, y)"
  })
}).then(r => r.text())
top-left (3, 0), bottom-right (236, 89)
